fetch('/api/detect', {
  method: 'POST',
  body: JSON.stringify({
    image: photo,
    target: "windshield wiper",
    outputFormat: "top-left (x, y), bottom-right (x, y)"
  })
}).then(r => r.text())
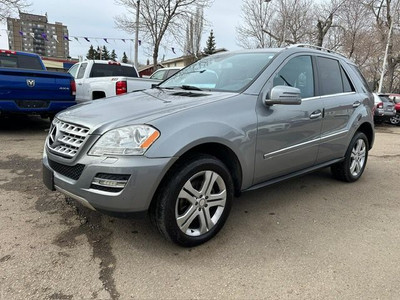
top-left (179, 85), bottom-right (203, 91)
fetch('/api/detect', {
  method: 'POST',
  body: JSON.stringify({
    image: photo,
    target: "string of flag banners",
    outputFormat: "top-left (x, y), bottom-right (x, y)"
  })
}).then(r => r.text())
top-left (8, 30), bottom-right (183, 56)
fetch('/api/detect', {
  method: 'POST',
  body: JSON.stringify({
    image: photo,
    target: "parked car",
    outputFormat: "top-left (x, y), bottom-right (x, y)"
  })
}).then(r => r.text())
top-left (149, 67), bottom-right (182, 81)
top-left (0, 49), bottom-right (76, 119)
top-left (373, 93), bottom-right (396, 124)
top-left (388, 95), bottom-right (400, 125)
top-left (43, 45), bottom-right (375, 247)
top-left (68, 60), bottom-right (159, 103)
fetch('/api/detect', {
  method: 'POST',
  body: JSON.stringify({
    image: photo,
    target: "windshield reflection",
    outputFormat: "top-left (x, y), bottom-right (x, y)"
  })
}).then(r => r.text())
top-left (159, 52), bottom-right (276, 92)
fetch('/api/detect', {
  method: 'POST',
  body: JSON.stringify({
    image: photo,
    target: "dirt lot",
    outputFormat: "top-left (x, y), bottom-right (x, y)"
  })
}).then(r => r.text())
top-left (0, 116), bottom-right (399, 300)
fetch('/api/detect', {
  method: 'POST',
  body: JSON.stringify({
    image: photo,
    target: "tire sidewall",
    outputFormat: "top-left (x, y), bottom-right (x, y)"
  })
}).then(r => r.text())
top-left (160, 156), bottom-right (234, 247)
top-left (344, 132), bottom-right (369, 182)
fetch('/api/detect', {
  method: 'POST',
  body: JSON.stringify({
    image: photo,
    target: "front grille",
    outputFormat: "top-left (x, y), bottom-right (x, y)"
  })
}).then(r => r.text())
top-left (48, 119), bottom-right (90, 159)
top-left (48, 159), bottom-right (85, 180)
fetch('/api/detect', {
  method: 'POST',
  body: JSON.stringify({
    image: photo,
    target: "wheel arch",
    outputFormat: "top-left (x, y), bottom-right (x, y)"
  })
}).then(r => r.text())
top-left (152, 142), bottom-right (243, 207)
top-left (92, 90), bottom-right (106, 100)
top-left (357, 122), bottom-right (374, 149)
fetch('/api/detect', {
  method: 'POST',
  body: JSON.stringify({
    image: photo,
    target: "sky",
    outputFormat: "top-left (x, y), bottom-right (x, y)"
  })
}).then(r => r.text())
top-left (0, 0), bottom-right (243, 64)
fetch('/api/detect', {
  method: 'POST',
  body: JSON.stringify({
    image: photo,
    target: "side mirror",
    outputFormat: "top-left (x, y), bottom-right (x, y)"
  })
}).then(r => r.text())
top-left (264, 86), bottom-right (302, 106)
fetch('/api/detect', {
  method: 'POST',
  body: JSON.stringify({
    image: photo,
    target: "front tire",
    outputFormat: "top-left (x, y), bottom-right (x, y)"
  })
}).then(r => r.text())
top-left (150, 155), bottom-right (234, 247)
top-left (331, 132), bottom-right (369, 182)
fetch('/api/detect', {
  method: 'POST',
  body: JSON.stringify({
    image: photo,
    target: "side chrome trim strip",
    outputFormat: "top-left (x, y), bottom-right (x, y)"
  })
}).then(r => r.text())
top-left (263, 129), bottom-right (349, 159)
top-left (263, 138), bottom-right (319, 159)
top-left (301, 92), bottom-right (356, 102)
top-left (320, 129), bottom-right (348, 141)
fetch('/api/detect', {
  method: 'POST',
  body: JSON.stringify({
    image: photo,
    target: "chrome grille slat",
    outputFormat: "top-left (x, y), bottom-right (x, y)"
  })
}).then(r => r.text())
top-left (47, 120), bottom-right (89, 159)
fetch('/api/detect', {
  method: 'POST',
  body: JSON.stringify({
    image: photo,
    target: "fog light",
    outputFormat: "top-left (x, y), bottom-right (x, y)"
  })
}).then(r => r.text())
top-left (91, 173), bottom-right (130, 190)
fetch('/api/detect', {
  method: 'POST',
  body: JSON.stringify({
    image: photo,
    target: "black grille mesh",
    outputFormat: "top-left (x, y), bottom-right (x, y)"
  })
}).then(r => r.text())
top-left (95, 173), bottom-right (130, 181)
top-left (48, 159), bottom-right (85, 180)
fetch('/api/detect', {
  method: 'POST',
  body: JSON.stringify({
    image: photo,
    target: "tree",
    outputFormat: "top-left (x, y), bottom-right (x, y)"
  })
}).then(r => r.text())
top-left (101, 46), bottom-right (110, 60)
top-left (122, 52), bottom-right (128, 63)
top-left (184, 5), bottom-right (204, 57)
top-left (95, 46), bottom-right (101, 59)
top-left (111, 49), bottom-right (117, 61)
top-left (314, 0), bottom-right (346, 47)
top-left (86, 45), bottom-right (97, 59)
top-left (236, 0), bottom-right (274, 48)
top-left (0, 0), bottom-right (30, 20)
top-left (203, 30), bottom-right (216, 55)
top-left (365, 0), bottom-right (400, 92)
top-left (115, 0), bottom-right (212, 68)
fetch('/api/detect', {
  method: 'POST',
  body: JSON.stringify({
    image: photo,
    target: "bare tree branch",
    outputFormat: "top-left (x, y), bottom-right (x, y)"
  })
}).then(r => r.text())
top-left (114, 0), bottom-right (212, 67)
top-left (0, 0), bottom-right (30, 20)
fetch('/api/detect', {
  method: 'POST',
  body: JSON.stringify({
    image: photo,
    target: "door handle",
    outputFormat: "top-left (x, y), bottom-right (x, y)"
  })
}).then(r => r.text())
top-left (353, 101), bottom-right (361, 108)
top-left (310, 110), bottom-right (322, 119)
top-left (77, 83), bottom-right (83, 86)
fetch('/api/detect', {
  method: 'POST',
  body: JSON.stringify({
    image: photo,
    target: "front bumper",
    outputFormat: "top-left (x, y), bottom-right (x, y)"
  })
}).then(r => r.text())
top-left (43, 150), bottom-right (176, 214)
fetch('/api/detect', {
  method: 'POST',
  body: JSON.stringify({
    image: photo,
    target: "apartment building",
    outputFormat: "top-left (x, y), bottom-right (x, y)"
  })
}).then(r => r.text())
top-left (7, 12), bottom-right (69, 58)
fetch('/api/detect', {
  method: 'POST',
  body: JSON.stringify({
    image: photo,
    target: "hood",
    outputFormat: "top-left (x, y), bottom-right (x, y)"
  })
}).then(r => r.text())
top-left (56, 88), bottom-right (236, 134)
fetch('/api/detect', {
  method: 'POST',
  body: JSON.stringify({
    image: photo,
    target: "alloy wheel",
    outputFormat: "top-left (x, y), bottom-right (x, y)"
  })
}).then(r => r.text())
top-left (350, 139), bottom-right (366, 177)
top-left (175, 170), bottom-right (227, 237)
top-left (389, 114), bottom-right (400, 125)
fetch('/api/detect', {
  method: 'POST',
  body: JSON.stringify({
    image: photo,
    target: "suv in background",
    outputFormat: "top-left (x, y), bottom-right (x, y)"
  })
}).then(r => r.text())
top-left (43, 45), bottom-right (375, 247)
top-left (373, 93), bottom-right (396, 124)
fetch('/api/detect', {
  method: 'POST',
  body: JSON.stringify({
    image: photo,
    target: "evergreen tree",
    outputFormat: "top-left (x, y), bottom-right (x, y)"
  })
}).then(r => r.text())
top-left (101, 46), bottom-right (110, 60)
top-left (95, 46), bottom-right (101, 59)
top-left (203, 30), bottom-right (216, 55)
top-left (86, 45), bottom-right (96, 59)
top-left (122, 52), bottom-right (128, 63)
top-left (110, 49), bottom-right (117, 61)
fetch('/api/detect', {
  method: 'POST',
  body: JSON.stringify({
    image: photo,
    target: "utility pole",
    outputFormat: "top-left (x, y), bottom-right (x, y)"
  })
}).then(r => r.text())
top-left (134, 0), bottom-right (140, 68)
top-left (378, 19), bottom-right (393, 93)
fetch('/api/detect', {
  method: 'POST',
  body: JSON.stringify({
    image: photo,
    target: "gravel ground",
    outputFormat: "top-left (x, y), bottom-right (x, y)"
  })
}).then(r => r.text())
top-left (0, 115), bottom-right (399, 300)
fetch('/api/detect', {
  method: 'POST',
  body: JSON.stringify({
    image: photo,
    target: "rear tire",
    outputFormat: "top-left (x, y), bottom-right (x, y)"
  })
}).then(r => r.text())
top-left (150, 154), bottom-right (234, 247)
top-left (389, 114), bottom-right (400, 125)
top-left (331, 132), bottom-right (369, 182)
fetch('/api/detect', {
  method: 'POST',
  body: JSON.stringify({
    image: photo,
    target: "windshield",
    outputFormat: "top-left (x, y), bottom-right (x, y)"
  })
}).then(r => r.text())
top-left (159, 52), bottom-right (276, 92)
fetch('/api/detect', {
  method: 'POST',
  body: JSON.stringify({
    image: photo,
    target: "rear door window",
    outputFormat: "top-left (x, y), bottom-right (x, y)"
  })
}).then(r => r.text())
top-left (316, 57), bottom-right (343, 95)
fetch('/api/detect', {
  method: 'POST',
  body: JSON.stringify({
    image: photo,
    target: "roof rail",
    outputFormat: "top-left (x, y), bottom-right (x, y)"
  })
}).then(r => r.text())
top-left (287, 44), bottom-right (347, 58)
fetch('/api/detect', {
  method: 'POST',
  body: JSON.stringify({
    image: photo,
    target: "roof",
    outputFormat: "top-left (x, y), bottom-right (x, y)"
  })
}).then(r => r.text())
top-left (138, 63), bottom-right (163, 72)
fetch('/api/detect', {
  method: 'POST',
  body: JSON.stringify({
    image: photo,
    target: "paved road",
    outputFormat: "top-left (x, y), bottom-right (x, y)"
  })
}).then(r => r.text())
top-left (0, 116), bottom-right (399, 299)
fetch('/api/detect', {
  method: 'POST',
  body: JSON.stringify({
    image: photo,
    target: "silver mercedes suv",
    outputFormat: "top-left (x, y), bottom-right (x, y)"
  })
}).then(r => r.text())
top-left (43, 45), bottom-right (375, 247)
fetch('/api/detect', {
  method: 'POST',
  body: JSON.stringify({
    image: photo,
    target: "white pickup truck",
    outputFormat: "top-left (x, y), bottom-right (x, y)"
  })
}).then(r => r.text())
top-left (68, 60), bottom-right (159, 103)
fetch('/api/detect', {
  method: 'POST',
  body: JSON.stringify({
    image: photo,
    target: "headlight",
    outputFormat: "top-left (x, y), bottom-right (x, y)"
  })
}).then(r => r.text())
top-left (88, 125), bottom-right (160, 156)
